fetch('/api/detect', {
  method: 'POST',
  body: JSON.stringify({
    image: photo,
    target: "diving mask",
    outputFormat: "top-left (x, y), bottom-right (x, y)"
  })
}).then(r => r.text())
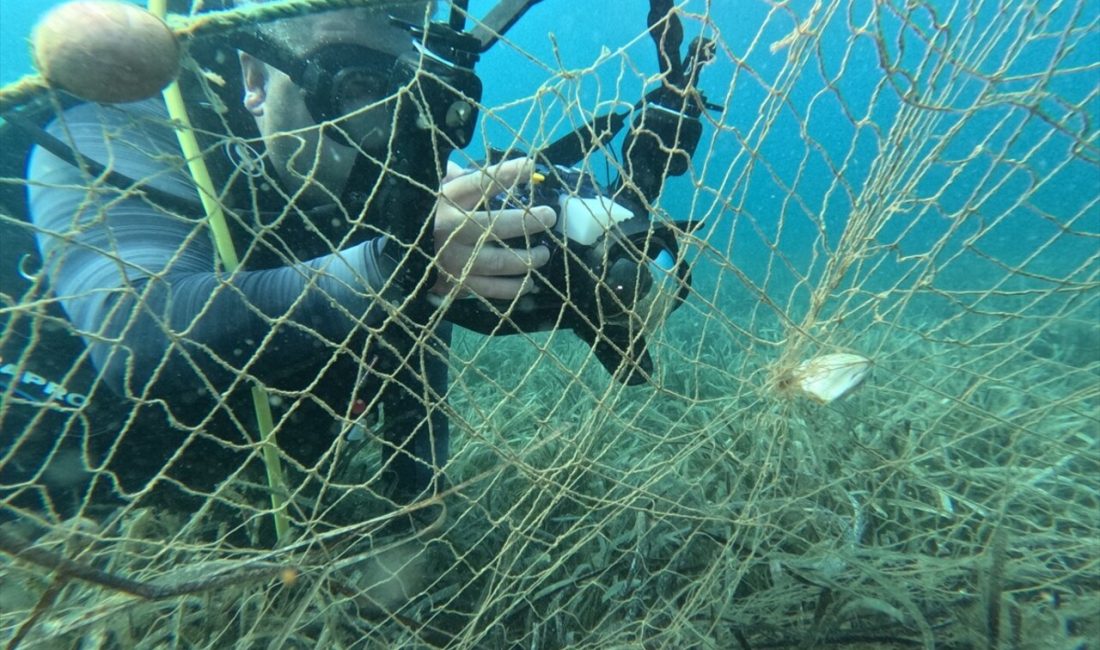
top-left (233, 23), bottom-right (482, 150)
top-left (295, 43), bottom-right (397, 128)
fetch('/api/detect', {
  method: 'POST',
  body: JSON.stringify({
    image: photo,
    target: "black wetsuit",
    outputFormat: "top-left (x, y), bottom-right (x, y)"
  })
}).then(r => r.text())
top-left (8, 98), bottom-right (449, 517)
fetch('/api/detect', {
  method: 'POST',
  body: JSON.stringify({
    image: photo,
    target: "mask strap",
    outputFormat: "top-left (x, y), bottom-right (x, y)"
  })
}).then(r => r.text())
top-left (231, 29), bottom-right (308, 84)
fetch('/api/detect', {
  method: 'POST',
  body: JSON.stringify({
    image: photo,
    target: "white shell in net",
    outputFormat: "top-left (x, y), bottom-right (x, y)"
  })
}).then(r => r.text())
top-left (794, 353), bottom-right (872, 404)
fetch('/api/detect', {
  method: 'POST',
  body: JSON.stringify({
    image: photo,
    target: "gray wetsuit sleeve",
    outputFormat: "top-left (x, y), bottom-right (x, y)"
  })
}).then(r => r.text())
top-left (27, 100), bottom-right (405, 395)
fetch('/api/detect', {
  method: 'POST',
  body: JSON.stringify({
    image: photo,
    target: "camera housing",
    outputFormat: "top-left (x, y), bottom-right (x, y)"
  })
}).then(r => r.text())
top-left (444, 164), bottom-right (695, 385)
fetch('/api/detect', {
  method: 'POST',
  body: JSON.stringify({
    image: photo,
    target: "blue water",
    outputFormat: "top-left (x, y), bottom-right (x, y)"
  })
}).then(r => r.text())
top-left (3, 0), bottom-right (1097, 299)
top-left (0, 0), bottom-right (64, 84)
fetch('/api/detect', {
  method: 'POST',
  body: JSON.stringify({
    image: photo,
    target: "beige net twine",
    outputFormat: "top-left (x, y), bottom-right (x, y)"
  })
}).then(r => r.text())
top-left (1, 0), bottom-right (1097, 647)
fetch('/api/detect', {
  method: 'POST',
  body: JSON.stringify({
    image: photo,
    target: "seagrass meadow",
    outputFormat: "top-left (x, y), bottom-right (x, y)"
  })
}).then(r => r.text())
top-left (0, 0), bottom-right (1097, 648)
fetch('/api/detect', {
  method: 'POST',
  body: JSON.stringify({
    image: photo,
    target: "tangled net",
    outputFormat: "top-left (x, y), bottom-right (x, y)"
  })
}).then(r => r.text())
top-left (1, 0), bottom-right (1097, 647)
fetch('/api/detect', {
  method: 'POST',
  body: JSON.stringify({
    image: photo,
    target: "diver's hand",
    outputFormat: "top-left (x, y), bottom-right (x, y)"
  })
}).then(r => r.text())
top-left (431, 158), bottom-right (556, 300)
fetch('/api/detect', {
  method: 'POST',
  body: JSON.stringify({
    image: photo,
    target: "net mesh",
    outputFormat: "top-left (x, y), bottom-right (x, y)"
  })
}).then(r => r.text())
top-left (2, 0), bottom-right (1098, 648)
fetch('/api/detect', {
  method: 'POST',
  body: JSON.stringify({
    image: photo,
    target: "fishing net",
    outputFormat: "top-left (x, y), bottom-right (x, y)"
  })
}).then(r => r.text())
top-left (1, 0), bottom-right (1098, 647)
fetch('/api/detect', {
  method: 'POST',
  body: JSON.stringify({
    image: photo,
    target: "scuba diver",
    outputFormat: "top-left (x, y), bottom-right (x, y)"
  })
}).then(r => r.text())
top-left (0, 0), bottom-right (715, 532)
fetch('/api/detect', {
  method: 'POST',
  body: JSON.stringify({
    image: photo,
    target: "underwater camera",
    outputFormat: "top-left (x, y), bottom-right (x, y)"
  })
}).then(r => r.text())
top-left (444, 164), bottom-right (696, 385)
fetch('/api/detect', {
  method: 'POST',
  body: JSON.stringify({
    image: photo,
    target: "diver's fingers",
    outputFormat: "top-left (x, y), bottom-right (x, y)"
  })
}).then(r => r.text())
top-left (445, 206), bottom-right (556, 244)
top-left (437, 241), bottom-right (550, 279)
top-left (443, 158), bottom-right (534, 209)
top-left (456, 274), bottom-right (537, 301)
top-left (442, 161), bottom-right (465, 182)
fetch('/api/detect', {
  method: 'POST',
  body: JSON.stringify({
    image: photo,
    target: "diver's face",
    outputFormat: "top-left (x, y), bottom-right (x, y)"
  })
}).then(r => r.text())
top-left (241, 8), bottom-right (425, 203)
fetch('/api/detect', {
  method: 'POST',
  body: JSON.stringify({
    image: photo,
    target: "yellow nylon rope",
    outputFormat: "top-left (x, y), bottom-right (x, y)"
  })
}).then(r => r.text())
top-left (148, 0), bottom-right (290, 543)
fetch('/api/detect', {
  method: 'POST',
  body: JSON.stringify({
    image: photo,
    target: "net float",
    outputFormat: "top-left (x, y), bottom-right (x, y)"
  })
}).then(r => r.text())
top-left (31, 0), bottom-right (180, 103)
